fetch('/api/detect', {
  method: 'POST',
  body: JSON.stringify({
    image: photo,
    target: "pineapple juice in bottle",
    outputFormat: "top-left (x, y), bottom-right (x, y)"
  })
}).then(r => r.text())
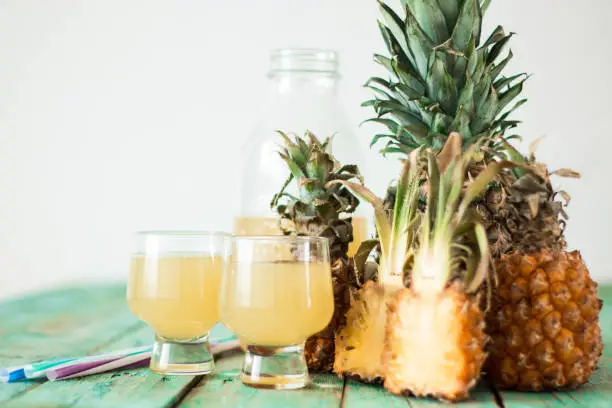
top-left (234, 216), bottom-right (367, 258)
top-left (236, 49), bottom-right (370, 249)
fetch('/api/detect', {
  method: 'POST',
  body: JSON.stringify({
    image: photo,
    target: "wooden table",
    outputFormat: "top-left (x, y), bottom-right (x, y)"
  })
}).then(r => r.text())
top-left (0, 285), bottom-right (610, 407)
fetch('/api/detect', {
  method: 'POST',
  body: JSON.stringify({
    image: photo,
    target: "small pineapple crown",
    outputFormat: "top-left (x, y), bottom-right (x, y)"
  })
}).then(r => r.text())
top-left (271, 131), bottom-right (363, 259)
top-left (366, 0), bottom-right (527, 157)
top-left (327, 144), bottom-right (422, 290)
top-left (414, 135), bottom-right (491, 295)
top-left (412, 134), bottom-right (527, 296)
top-left (485, 138), bottom-right (579, 255)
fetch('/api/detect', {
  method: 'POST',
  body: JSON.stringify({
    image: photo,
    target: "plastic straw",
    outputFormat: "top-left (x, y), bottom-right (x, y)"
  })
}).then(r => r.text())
top-left (46, 338), bottom-right (240, 381)
top-left (2, 336), bottom-right (239, 383)
top-left (47, 352), bottom-right (152, 381)
top-left (0, 345), bottom-right (151, 383)
top-left (0, 366), bottom-right (26, 383)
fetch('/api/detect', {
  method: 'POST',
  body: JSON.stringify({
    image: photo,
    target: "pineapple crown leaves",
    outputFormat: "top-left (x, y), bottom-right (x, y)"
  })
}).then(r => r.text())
top-left (413, 134), bottom-right (530, 295)
top-left (271, 131), bottom-right (363, 258)
top-left (365, 0), bottom-right (528, 157)
top-left (328, 149), bottom-right (422, 290)
top-left (489, 136), bottom-right (580, 252)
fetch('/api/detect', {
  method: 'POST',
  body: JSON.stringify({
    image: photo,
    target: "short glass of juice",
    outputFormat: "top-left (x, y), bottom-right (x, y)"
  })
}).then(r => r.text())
top-left (219, 236), bottom-right (333, 389)
top-left (127, 231), bottom-right (231, 375)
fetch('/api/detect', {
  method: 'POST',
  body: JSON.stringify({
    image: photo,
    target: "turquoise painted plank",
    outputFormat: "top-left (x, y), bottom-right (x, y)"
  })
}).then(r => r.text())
top-left (0, 285), bottom-right (139, 403)
top-left (344, 380), bottom-right (498, 407)
top-left (4, 321), bottom-right (242, 408)
top-left (3, 325), bottom-right (182, 408)
top-left (599, 285), bottom-right (612, 358)
top-left (1, 284), bottom-right (611, 407)
top-left (342, 380), bottom-right (409, 408)
top-left (180, 353), bottom-right (343, 408)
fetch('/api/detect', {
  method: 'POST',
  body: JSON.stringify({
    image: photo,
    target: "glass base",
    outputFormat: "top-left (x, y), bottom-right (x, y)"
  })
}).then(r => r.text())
top-left (241, 344), bottom-right (308, 390)
top-left (150, 334), bottom-right (214, 375)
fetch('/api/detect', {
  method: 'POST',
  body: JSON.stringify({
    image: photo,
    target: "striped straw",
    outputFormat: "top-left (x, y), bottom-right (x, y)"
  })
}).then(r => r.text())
top-left (0, 366), bottom-right (27, 383)
top-left (0, 345), bottom-right (151, 383)
top-left (47, 351), bottom-right (152, 381)
top-left (46, 338), bottom-right (240, 381)
top-left (1, 335), bottom-right (239, 383)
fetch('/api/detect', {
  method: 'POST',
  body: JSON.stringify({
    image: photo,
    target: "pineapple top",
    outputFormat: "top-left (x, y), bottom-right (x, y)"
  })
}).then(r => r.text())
top-left (366, 0), bottom-right (527, 157)
top-left (474, 143), bottom-right (572, 256)
top-left (272, 131), bottom-right (363, 259)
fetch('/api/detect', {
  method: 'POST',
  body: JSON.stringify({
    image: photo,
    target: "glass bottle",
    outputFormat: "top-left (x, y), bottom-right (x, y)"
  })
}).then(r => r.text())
top-left (235, 49), bottom-right (368, 256)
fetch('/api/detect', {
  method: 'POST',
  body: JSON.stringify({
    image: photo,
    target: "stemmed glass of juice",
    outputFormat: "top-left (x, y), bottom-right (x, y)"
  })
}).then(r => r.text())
top-left (219, 236), bottom-right (334, 389)
top-left (127, 231), bottom-right (231, 375)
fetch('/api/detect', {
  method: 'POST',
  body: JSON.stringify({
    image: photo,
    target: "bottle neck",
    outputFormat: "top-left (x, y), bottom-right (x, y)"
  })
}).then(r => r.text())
top-left (267, 72), bottom-right (339, 98)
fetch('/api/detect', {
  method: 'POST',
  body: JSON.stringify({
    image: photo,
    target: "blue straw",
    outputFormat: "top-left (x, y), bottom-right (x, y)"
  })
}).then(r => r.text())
top-left (0, 367), bottom-right (26, 383)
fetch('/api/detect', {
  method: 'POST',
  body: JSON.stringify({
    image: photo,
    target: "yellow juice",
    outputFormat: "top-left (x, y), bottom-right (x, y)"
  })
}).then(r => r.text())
top-left (234, 216), bottom-right (368, 258)
top-left (128, 254), bottom-right (223, 340)
top-left (220, 262), bottom-right (334, 346)
top-left (347, 216), bottom-right (368, 258)
top-left (234, 217), bottom-right (281, 236)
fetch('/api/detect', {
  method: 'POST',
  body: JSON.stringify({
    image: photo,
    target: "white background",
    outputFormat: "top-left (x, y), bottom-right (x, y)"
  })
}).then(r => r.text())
top-left (0, 0), bottom-right (610, 300)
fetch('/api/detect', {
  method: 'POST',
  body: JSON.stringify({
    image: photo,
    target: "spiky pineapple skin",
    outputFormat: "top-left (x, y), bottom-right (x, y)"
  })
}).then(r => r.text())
top-left (306, 257), bottom-right (355, 372)
top-left (487, 250), bottom-right (603, 390)
top-left (384, 283), bottom-right (487, 401)
top-left (334, 281), bottom-right (388, 383)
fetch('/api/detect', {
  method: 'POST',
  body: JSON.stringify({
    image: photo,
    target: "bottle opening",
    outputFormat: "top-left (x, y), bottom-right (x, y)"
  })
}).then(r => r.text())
top-left (269, 49), bottom-right (338, 75)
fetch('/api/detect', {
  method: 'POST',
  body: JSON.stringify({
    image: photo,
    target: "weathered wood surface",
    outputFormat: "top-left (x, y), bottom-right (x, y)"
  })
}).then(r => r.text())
top-left (0, 284), bottom-right (610, 407)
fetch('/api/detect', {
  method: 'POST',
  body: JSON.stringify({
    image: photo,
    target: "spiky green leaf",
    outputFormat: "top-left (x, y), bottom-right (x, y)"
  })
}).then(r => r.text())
top-left (486, 33), bottom-right (513, 66)
top-left (393, 59), bottom-right (427, 94)
top-left (482, 25), bottom-right (505, 48)
top-left (379, 2), bottom-right (416, 69)
top-left (493, 73), bottom-right (525, 92)
top-left (436, 0), bottom-right (460, 31)
top-left (404, 7), bottom-right (435, 79)
top-left (465, 223), bottom-right (490, 293)
top-left (497, 98), bottom-right (527, 121)
top-left (457, 74), bottom-right (475, 116)
top-left (449, 108), bottom-right (472, 141)
top-left (427, 53), bottom-right (458, 114)
top-left (432, 112), bottom-right (453, 134)
top-left (404, 0), bottom-right (449, 45)
top-left (451, 0), bottom-right (481, 51)
top-left (497, 78), bottom-right (527, 116)
top-left (362, 117), bottom-right (400, 134)
top-left (354, 239), bottom-right (380, 285)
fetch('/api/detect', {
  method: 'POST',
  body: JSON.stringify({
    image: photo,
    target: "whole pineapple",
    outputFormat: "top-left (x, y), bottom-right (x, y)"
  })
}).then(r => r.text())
top-left (271, 131), bottom-right (362, 372)
top-left (482, 155), bottom-right (603, 390)
top-left (366, 0), bottom-right (603, 391)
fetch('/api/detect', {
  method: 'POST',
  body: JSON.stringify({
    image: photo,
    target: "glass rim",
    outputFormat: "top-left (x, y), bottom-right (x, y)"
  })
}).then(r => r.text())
top-left (233, 235), bottom-right (329, 244)
top-left (135, 230), bottom-right (232, 237)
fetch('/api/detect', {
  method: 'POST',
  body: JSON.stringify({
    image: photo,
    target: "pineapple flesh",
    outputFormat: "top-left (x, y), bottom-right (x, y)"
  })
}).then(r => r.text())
top-left (334, 281), bottom-right (388, 383)
top-left (385, 283), bottom-right (487, 400)
top-left (332, 149), bottom-right (421, 382)
top-left (272, 131), bottom-right (362, 372)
